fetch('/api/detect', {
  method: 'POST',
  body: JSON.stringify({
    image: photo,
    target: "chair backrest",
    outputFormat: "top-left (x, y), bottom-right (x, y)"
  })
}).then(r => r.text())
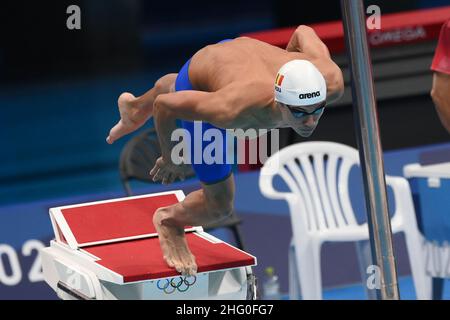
top-left (260, 141), bottom-right (362, 233)
top-left (119, 128), bottom-right (197, 196)
top-left (119, 128), bottom-right (162, 186)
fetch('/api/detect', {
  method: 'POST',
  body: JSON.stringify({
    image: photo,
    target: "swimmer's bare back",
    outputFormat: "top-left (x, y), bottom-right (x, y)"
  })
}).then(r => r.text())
top-left (184, 30), bottom-right (343, 130)
top-left (189, 37), bottom-right (311, 92)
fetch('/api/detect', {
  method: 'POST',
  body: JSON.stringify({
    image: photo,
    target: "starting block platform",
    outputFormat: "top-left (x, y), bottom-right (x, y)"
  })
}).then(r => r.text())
top-left (40, 190), bottom-right (257, 300)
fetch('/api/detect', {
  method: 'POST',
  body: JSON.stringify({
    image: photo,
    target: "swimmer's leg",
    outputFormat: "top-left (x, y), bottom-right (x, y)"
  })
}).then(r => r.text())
top-left (107, 73), bottom-right (177, 144)
top-left (153, 174), bottom-right (235, 276)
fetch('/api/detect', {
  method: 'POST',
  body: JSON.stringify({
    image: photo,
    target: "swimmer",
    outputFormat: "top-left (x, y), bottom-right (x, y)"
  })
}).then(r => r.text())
top-left (107, 25), bottom-right (344, 275)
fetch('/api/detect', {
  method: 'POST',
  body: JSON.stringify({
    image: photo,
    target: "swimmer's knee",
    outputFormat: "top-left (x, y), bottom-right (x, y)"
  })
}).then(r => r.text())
top-left (206, 199), bottom-right (234, 221)
top-left (154, 73), bottom-right (177, 94)
top-left (210, 206), bottom-right (234, 222)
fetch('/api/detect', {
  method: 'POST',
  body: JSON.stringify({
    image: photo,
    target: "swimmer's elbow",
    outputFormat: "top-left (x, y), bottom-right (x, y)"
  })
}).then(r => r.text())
top-left (153, 95), bottom-right (175, 121)
top-left (213, 113), bottom-right (236, 128)
top-left (206, 199), bottom-right (234, 221)
top-left (326, 67), bottom-right (345, 103)
top-left (154, 95), bottom-right (169, 112)
top-left (330, 84), bottom-right (345, 103)
top-left (204, 103), bottom-right (238, 128)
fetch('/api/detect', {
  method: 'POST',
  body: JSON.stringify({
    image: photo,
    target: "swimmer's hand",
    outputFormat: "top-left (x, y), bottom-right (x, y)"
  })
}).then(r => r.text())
top-left (149, 156), bottom-right (193, 185)
top-left (106, 92), bottom-right (151, 144)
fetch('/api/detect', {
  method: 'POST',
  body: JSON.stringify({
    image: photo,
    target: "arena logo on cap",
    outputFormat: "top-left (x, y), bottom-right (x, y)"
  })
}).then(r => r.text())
top-left (299, 91), bottom-right (321, 99)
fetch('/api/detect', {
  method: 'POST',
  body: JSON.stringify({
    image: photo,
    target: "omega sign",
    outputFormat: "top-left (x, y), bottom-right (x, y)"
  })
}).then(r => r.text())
top-left (369, 26), bottom-right (427, 46)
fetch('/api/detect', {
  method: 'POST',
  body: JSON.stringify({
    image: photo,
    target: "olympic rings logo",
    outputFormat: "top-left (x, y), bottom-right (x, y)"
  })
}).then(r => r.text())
top-left (156, 276), bottom-right (197, 294)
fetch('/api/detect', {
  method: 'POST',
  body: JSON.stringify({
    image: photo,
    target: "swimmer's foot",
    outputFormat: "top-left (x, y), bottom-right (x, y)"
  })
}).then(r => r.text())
top-left (107, 92), bottom-right (152, 144)
top-left (153, 207), bottom-right (198, 276)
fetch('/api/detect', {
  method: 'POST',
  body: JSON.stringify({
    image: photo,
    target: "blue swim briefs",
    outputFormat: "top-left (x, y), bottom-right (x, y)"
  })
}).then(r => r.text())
top-left (174, 39), bottom-right (234, 185)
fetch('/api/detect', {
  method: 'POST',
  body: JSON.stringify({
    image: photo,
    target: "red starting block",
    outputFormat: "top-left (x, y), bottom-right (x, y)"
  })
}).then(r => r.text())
top-left (41, 190), bottom-right (257, 300)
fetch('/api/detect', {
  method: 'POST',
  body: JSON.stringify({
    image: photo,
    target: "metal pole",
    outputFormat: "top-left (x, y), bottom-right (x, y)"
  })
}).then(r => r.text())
top-left (340, 0), bottom-right (400, 300)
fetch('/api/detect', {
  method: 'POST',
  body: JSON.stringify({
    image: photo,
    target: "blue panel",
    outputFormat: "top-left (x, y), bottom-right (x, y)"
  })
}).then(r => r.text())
top-left (408, 177), bottom-right (450, 244)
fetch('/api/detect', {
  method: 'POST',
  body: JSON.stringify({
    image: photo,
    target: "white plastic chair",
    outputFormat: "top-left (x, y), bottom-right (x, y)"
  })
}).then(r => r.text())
top-left (259, 141), bottom-right (430, 300)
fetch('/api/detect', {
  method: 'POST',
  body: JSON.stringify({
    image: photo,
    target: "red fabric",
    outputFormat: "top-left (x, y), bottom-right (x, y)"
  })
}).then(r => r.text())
top-left (84, 233), bottom-right (255, 282)
top-left (61, 194), bottom-right (179, 245)
top-left (242, 6), bottom-right (450, 54)
top-left (238, 139), bottom-right (263, 172)
top-left (431, 19), bottom-right (450, 75)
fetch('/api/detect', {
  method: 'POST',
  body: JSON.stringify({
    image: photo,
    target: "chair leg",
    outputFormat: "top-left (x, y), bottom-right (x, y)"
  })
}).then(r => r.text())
top-left (121, 179), bottom-right (133, 197)
top-left (288, 240), bottom-right (301, 300)
top-left (404, 231), bottom-right (432, 300)
top-left (295, 240), bottom-right (322, 300)
top-left (432, 277), bottom-right (444, 300)
top-left (230, 224), bottom-right (246, 251)
top-left (355, 240), bottom-right (377, 300)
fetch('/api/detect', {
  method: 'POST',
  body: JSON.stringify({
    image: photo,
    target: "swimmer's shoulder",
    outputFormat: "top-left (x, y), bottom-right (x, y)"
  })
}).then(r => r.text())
top-left (233, 36), bottom-right (269, 46)
top-left (214, 80), bottom-right (273, 106)
top-left (232, 80), bottom-right (275, 112)
top-left (234, 36), bottom-right (251, 41)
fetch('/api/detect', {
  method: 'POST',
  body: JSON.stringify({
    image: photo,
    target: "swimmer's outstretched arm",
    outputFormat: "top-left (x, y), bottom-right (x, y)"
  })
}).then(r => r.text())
top-left (150, 83), bottom-right (261, 183)
top-left (152, 89), bottom-right (239, 161)
top-left (287, 25), bottom-right (344, 103)
top-left (286, 25), bottom-right (331, 58)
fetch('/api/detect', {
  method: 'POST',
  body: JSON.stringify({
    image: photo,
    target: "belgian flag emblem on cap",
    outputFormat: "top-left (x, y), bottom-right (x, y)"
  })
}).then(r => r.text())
top-left (275, 73), bottom-right (284, 86)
